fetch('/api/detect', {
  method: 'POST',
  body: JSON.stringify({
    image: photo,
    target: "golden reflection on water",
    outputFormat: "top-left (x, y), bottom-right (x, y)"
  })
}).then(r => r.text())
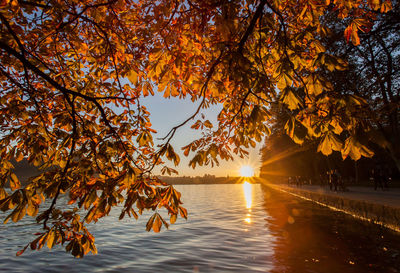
top-left (243, 181), bottom-right (252, 209)
top-left (243, 181), bottom-right (253, 224)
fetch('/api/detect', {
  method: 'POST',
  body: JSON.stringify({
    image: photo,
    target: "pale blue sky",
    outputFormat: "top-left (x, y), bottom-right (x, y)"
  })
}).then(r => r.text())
top-left (142, 93), bottom-right (263, 177)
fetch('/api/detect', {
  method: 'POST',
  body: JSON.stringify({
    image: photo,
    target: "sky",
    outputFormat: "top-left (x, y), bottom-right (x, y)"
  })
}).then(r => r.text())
top-left (141, 93), bottom-right (263, 177)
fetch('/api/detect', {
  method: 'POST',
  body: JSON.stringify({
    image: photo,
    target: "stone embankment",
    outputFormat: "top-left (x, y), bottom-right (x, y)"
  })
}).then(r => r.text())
top-left (262, 182), bottom-right (400, 232)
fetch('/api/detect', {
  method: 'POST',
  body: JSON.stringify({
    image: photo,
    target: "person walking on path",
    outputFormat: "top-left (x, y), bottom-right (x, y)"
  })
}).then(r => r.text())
top-left (334, 169), bottom-right (346, 191)
top-left (373, 166), bottom-right (384, 190)
top-left (295, 176), bottom-right (301, 187)
top-left (327, 171), bottom-right (333, 191)
top-left (383, 164), bottom-right (391, 189)
top-left (332, 169), bottom-right (338, 192)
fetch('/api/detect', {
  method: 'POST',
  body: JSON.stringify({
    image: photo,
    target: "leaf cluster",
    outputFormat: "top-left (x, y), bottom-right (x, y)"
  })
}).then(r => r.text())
top-left (0, 0), bottom-right (394, 258)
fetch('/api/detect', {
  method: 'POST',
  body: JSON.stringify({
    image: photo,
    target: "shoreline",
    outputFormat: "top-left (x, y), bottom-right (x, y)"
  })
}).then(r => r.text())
top-left (261, 181), bottom-right (400, 233)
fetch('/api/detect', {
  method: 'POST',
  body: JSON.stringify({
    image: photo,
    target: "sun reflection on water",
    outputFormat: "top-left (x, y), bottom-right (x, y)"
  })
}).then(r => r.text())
top-left (243, 181), bottom-right (253, 224)
top-left (243, 181), bottom-right (252, 209)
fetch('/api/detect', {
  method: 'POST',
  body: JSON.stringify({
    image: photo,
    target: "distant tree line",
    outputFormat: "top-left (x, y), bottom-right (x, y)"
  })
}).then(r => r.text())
top-left (160, 175), bottom-right (261, 185)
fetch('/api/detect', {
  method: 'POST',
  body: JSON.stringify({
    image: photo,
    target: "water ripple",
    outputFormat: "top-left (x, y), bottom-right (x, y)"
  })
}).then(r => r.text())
top-left (1, 184), bottom-right (400, 272)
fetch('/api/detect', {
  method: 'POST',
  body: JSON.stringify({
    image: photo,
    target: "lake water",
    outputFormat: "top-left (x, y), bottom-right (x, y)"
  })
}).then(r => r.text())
top-left (1, 183), bottom-right (400, 272)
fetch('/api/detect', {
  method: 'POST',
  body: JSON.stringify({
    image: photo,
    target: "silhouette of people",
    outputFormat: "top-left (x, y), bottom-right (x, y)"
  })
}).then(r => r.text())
top-left (295, 176), bottom-right (301, 187)
top-left (383, 164), bottom-right (391, 189)
top-left (334, 169), bottom-right (346, 191)
top-left (327, 171), bottom-right (333, 191)
top-left (372, 165), bottom-right (384, 190)
top-left (331, 169), bottom-right (338, 192)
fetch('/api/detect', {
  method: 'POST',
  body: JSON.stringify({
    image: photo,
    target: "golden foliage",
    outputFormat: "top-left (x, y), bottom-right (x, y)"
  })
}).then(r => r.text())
top-left (0, 0), bottom-right (391, 257)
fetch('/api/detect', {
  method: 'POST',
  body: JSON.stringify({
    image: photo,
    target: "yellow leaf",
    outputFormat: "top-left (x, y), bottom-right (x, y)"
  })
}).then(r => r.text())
top-left (59, 159), bottom-right (67, 169)
top-left (142, 82), bottom-right (152, 97)
top-left (299, 5), bottom-right (308, 19)
top-left (10, 173), bottom-right (20, 190)
top-left (179, 206), bottom-right (188, 219)
top-left (166, 144), bottom-right (180, 166)
top-left (15, 151), bottom-right (24, 162)
top-left (351, 27), bottom-right (360, 46)
top-left (381, 1), bottom-right (392, 13)
top-left (127, 70), bottom-right (138, 85)
top-left (277, 71), bottom-right (293, 90)
top-left (281, 87), bottom-right (302, 110)
top-left (317, 134), bottom-right (332, 155)
top-left (153, 214), bottom-right (161, 233)
top-left (330, 119), bottom-right (343, 135)
top-left (182, 145), bottom-right (190, 157)
top-left (170, 214), bottom-right (177, 224)
top-left (0, 188), bottom-right (7, 199)
top-left (313, 40), bottom-right (326, 53)
top-left (137, 131), bottom-right (153, 146)
top-left (348, 94), bottom-right (366, 106)
top-left (330, 133), bottom-right (343, 152)
top-left (342, 136), bottom-right (374, 160)
top-left (146, 214), bottom-right (156, 232)
top-left (27, 202), bottom-right (38, 216)
top-left (47, 229), bottom-right (56, 249)
top-left (12, 205), bottom-right (26, 222)
top-left (170, 85), bottom-right (179, 97)
top-left (143, 85), bottom-right (149, 97)
top-left (163, 85), bottom-right (170, 98)
top-left (317, 132), bottom-right (343, 156)
top-left (203, 120), bottom-right (213, 128)
top-left (360, 144), bottom-right (374, 158)
top-left (284, 117), bottom-right (295, 138)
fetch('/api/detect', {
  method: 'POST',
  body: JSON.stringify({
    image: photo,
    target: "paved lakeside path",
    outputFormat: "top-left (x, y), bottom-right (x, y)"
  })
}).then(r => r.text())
top-left (275, 185), bottom-right (400, 208)
top-left (261, 182), bottom-right (400, 232)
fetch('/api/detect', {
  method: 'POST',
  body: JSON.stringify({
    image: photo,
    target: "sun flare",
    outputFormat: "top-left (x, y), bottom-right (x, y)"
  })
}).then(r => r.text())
top-left (240, 165), bottom-right (254, 177)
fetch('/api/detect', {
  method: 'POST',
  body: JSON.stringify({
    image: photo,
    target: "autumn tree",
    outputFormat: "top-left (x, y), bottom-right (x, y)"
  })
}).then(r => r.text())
top-left (320, 1), bottom-right (400, 169)
top-left (261, 1), bottom-right (400, 181)
top-left (0, 0), bottom-right (393, 257)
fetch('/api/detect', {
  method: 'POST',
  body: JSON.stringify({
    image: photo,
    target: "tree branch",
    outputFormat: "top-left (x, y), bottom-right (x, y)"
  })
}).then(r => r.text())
top-left (146, 50), bottom-right (225, 173)
top-left (238, 0), bottom-right (267, 53)
top-left (0, 40), bottom-right (113, 128)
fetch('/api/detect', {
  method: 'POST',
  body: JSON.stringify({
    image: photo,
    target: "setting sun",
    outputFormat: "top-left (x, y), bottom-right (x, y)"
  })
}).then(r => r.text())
top-left (240, 165), bottom-right (254, 177)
